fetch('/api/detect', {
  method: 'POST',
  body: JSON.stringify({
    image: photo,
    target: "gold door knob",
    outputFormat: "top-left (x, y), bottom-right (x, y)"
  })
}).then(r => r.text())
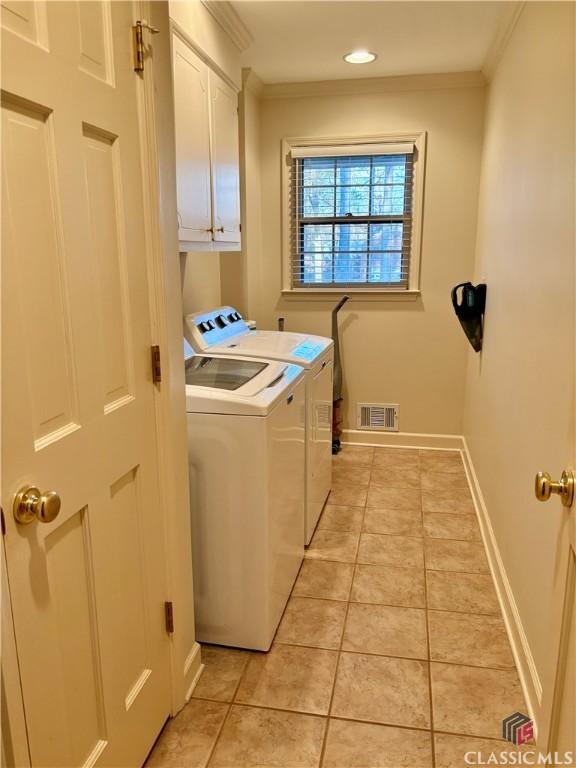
top-left (13, 486), bottom-right (61, 524)
top-left (535, 470), bottom-right (575, 507)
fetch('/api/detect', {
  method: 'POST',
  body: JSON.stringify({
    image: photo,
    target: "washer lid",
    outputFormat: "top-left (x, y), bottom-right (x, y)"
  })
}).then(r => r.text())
top-left (185, 354), bottom-right (304, 416)
top-left (185, 356), bottom-right (268, 391)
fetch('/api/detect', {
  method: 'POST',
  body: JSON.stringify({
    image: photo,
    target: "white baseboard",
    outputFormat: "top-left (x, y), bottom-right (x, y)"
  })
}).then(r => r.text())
top-left (461, 438), bottom-right (542, 733)
top-left (183, 642), bottom-right (204, 703)
top-left (342, 429), bottom-right (465, 451)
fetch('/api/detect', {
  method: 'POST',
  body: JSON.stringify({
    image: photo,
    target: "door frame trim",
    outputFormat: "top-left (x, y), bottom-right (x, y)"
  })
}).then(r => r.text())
top-left (545, 549), bottom-right (576, 750)
top-left (137, 0), bottom-right (201, 714)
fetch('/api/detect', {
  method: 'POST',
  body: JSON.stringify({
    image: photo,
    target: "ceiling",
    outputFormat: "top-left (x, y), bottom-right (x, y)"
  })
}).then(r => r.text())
top-left (230, 1), bottom-right (515, 84)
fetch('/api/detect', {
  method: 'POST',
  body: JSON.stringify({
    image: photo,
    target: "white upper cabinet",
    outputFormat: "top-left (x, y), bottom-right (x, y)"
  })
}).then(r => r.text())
top-left (172, 36), bottom-right (212, 243)
top-left (172, 34), bottom-right (241, 251)
top-left (209, 71), bottom-right (241, 244)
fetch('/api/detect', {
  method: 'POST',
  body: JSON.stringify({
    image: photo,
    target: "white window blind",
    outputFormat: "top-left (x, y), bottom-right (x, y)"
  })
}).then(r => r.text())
top-left (288, 144), bottom-right (415, 289)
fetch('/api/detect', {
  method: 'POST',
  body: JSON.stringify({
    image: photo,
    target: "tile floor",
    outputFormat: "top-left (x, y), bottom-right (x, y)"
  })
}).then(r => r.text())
top-left (146, 446), bottom-right (531, 768)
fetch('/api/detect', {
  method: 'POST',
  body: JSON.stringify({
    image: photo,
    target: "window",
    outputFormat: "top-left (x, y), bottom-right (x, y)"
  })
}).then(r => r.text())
top-left (283, 136), bottom-right (425, 294)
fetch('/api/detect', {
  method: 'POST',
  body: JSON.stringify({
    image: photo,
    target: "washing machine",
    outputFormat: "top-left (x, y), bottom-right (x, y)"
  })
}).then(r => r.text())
top-left (185, 348), bottom-right (306, 651)
top-left (185, 307), bottom-right (333, 545)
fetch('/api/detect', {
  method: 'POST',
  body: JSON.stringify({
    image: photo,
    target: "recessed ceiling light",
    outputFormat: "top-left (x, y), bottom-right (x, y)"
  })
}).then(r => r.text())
top-left (343, 50), bottom-right (377, 65)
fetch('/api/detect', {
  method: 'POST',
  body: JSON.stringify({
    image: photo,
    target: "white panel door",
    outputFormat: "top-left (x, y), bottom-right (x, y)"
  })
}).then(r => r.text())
top-left (1, 3), bottom-right (171, 766)
top-left (209, 69), bottom-right (240, 244)
top-left (538, 89), bottom-right (576, 752)
top-left (541, 257), bottom-right (576, 757)
top-left (172, 34), bottom-right (212, 243)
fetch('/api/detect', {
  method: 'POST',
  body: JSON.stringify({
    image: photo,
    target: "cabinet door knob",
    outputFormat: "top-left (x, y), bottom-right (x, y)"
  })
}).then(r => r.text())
top-left (216, 226), bottom-right (224, 233)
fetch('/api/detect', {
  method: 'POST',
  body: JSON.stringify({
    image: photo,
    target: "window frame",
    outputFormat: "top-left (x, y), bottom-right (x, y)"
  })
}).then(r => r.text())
top-left (281, 132), bottom-right (426, 297)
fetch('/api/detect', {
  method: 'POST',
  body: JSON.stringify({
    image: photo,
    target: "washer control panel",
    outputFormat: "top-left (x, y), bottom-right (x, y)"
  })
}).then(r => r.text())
top-left (292, 340), bottom-right (326, 363)
top-left (186, 306), bottom-right (250, 350)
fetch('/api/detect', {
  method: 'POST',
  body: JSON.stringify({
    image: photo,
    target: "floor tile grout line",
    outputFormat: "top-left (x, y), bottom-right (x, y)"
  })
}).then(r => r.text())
top-left (293, 592), bottom-right (427, 609)
top-left (191, 695), bottom-right (531, 745)
top-left (426, 603), bottom-right (500, 617)
top-left (424, 568), bottom-right (437, 767)
top-left (296, 568), bottom-right (501, 615)
top-left (359, 531), bottom-right (428, 542)
top-left (203, 650), bottom-right (253, 767)
top-left (297, 573), bottom-right (500, 615)
top-left (268, 641), bottom-right (516, 673)
top-left (432, 728), bottom-right (532, 743)
top-left (328, 524), bottom-right (482, 545)
top-left (304, 554), bottom-right (421, 568)
top-left (321, 556), bottom-right (492, 578)
top-left (323, 500), bottom-right (366, 508)
top-left (317, 500), bottom-right (367, 768)
top-left (426, 566), bottom-right (492, 577)
top-left (234, 592), bottom-right (502, 616)
top-left (329, 713), bottom-right (433, 735)
top-left (226, 700), bottom-right (329, 721)
top-left (363, 503), bottom-right (476, 513)
top-left (277, 597), bottom-right (428, 612)
top-left (204, 697), bottom-right (430, 733)
top-left (317, 607), bottom-right (349, 766)
top-left (203, 701), bottom-right (232, 768)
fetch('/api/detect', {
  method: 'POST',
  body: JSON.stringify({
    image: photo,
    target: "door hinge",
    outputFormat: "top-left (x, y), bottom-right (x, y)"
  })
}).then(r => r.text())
top-left (1, 508), bottom-right (5, 536)
top-left (151, 344), bottom-right (162, 384)
top-left (132, 19), bottom-right (159, 73)
top-left (164, 601), bottom-right (174, 634)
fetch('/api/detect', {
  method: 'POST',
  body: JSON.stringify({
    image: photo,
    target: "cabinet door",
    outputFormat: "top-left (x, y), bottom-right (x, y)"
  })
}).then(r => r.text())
top-left (172, 35), bottom-right (212, 242)
top-left (209, 70), bottom-right (241, 244)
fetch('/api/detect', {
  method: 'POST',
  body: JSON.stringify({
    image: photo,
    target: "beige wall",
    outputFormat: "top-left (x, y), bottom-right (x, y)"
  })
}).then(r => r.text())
top-left (216, 71), bottom-right (264, 318)
top-left (180, 252), bottom-right (221, 315)
top-left (463, 1), bottom-right (574, 708)
top-left (180, 250), bottom-right (246, 317)
top-left (251, 82), bottom-right (485, 433)
top-left (233, 71), bottom-right (265, 321)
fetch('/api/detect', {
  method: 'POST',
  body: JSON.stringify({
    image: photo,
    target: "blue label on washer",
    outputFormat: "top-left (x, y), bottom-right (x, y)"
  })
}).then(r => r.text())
top-left (292, 341), bottom-right (324, 362)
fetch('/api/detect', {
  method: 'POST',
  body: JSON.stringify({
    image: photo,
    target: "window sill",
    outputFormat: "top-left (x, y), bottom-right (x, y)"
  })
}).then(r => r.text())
top-left (281, 289), bottom-right (421, 302)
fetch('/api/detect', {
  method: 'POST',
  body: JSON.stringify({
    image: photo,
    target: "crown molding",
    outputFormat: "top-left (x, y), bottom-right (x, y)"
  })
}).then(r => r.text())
top-left (261, 71), bottom-right (486, 100)
top-left (200, 1), bottom-right (253, 52)
top-left (482, 1), bottom-right (525, 80)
